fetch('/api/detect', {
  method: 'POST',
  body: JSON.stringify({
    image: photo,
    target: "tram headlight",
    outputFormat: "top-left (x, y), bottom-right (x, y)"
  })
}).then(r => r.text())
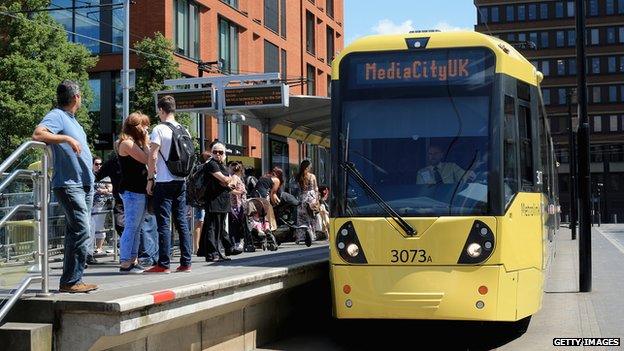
top-left (466, 243), bottom-right (482, 258)
top-left (346, 243), bottom-right (360, 257)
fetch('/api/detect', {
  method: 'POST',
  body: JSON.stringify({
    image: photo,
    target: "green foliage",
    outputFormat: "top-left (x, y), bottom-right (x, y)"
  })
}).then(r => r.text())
top-left (131, 32), bottom-right (191, 128)
top-left (0, 0), bottom-right (97, 160)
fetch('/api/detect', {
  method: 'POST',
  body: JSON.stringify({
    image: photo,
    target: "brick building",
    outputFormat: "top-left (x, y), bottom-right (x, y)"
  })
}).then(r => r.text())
top-left (474, 0), bottom-right (624, 223)
top-left (50, 0), bottom-right (343, 186)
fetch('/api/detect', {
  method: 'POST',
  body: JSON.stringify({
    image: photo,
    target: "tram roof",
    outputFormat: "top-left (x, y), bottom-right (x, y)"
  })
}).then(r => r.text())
top-left (237, 95), bottom-right (331, 148)
top-left (331, 31), bottom-right (542, 86)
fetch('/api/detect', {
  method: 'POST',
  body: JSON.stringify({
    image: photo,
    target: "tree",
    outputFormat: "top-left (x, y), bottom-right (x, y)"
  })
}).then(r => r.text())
top-left (0, 0), bottom-right (97, 160)
top-left (132, 32), bottom-right (191, 128)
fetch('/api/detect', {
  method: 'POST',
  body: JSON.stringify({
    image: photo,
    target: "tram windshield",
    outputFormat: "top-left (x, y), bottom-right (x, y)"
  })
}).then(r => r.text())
top-left (340, 48), bottom-right (495, 216)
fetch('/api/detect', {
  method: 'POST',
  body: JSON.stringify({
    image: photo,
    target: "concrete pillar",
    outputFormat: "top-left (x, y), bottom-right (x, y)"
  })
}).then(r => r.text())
top-left (0, 323), bottom-right (52, 351)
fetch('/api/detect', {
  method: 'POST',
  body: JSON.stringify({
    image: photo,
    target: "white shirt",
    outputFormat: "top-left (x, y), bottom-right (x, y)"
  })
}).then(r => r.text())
top-left (150, 121), bottom-right (186, 183)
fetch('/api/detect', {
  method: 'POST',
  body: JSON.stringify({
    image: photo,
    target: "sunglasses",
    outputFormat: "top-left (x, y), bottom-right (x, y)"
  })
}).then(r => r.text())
top-left (212, 150), bottom-right (225, 155)
top-left (94, 163), bottom-right (102, 166)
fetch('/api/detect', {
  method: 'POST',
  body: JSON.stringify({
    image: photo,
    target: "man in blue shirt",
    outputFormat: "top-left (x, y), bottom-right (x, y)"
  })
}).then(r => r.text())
top-left (32, 80), bottom-right (98, 293)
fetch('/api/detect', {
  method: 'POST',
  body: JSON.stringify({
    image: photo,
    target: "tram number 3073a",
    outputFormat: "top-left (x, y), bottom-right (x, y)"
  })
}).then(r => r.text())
top-left (390, 249), bottom-right (432, 263)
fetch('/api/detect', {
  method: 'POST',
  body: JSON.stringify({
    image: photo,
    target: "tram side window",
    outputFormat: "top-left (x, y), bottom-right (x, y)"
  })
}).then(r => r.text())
top-left (503, 96), bottom-right (519, 205)
top-left (519, 105), bottom-right (534, 189)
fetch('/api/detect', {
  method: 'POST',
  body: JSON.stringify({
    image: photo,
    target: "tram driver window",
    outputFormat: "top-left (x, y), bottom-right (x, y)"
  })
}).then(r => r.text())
top-left (503, 95), bottom-right (519, 205)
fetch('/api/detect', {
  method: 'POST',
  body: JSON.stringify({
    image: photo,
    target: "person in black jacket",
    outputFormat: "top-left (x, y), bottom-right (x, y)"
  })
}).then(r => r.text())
top-left (197, 143), bottom-right (239, 261)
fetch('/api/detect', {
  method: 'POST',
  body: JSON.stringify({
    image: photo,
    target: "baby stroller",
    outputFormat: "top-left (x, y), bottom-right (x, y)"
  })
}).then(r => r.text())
top-left (273, 192), bottom-right (309, 244)
top-left (244, 197), bottom-right (279, 252)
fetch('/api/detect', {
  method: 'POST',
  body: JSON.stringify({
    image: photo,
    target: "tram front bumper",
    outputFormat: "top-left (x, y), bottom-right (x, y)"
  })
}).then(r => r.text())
top-left (331, 264), bottom-right (542, 321)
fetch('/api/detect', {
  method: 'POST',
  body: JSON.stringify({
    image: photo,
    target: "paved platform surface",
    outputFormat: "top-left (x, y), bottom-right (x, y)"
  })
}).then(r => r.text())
top-left (259, 225), bottom-right (624, 350)
top-left (20, 241), bottom-right (329, 308)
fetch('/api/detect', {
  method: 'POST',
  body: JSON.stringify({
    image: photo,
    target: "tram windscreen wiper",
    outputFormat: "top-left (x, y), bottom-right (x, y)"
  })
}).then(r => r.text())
top-left (341, 162), bottom-right (416, 236)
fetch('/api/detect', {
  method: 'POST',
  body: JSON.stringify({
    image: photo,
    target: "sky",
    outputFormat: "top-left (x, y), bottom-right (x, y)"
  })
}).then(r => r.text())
top-left (344, 0), bottom-right (478, 45)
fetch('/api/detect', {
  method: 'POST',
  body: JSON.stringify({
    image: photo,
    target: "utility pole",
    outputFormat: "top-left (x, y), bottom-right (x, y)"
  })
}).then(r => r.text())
top-left (122, 0), bottom-right (130, 121)
top-left (575, 0), bottom-right (592, 292)
top-left (567, 88), bottom-right (578, 240)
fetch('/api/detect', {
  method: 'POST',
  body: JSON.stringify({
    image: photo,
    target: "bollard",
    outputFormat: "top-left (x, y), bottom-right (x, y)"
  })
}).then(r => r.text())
top-left (565, 214), bottom-right (570, 223)
top-left (614, 214), bottom-right (618, 224)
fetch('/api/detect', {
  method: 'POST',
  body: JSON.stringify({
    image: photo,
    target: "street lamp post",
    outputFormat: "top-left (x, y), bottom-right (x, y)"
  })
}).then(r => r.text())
top-left (567, 88), bottom-right (578, 240)
top-left (575, 0), bottom-right (592, 292)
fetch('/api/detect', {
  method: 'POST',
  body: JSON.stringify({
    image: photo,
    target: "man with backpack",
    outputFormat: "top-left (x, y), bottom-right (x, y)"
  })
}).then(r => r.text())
top-left (145, 95), bottom-right (195, 273)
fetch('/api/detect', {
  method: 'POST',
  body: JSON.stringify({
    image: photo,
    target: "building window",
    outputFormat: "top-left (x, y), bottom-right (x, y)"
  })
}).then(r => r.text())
top-left (568, 29), bottom-right (576, 46)
top-left (559, 88), bottom-right (567, 105)
top-left (556, 2), bottom-right (564, 18)
top-left (589, 0), bottom-right (598, 16)
top-left (557, 59), bottom-right (566, 75)
top-left (491, 6), bottom-right (499, 22)
top-left (264, 0), bottom-right (279, 33)
top-left (518, 5), bottom-right (526, 20)
top-left (479, 7), bottom-right (488, 24)
top-left (506, 5), bottom-right (514, 21)
top-left (591, 57), bottom-right (601, 74)
top-left (280, 0), bottom-right (287, 38)
top-left (590, 29), bottom-right (599, 45)
top-left (610, 115), bottom-right (618, 131)
top-left (174, 0), bottom-right (199, 59)
top-left (607, 0), bottom-right (615, 15)
top-left (608, 56), bottom-right (617, 73)
top-left (542, 60), bottom-right (550, 76)
top-left (541, 32), bottom-right (549, 48)
top-left (264, 40), bottom-right (279, 73)
top-left (326, 26), bottom-right (335, 63)
top-left (542, 88), bottom-right (551, 105)
top-left (610, 85), bottom-right (618, 102)
top-left (556, 31), bottom-right (565, 47)
top-left (593, 115), bottom-right (602, 132)
top-left (326, 0), bottom-right (334, 18)
top-left (306, 11), bottom-right (315, 55)
top-left (518, 32), bottom-right (526, 42)
top-left (620, 56), bottom-right (624, 72)
top-left (281, 49), bottom-right (287, 79)
top-left (327, 74), bottom-right (332, 97)
top-left (620, 0), bottom-right (624, 14)
top-left (569, 58), bottom-right (577, 75)
top-left (593, 86), bottom-right (602, 103)
top-left (530, 32), bottom-right (538, 46)
top-left (507, 33), bottom-right (516, 42)
top-left (219, 18), bottom-right (239, 74)
top-left (539, 3), bottom-right (548, 19)
top-left (607, 27), bottom-right (617, 44)
top-left (220, 0), bottom-right (238, 8)
top-left (307, 64), bottom-right (316, 95)
top-left (528, 3), bottom-right (537, 20)
top-left (567, 1), bottom-right (575, 16)
top-left (225, 121), bottom-right (243, 146)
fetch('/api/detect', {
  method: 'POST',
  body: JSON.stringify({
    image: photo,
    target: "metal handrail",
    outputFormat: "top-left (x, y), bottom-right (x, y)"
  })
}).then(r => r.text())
top-left (0, 204), bottom-right (35, 228)
top-left (0, 169), bottom-right (36, 195)
top-left (0, 140), bottom-right (51, 321)
top-left (0, 276), bottom-right (42, 323)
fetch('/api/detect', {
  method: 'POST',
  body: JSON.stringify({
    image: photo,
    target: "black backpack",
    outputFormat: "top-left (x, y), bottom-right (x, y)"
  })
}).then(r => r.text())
top-left (159, 122), bottom-right (196, 177)
top-left (186, 163), bottom-right (207, 208)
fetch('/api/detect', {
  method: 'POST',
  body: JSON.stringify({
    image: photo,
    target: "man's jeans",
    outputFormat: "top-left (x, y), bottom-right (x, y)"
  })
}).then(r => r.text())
top-left (54, 186), bottom-right (93, 286)
top-left (139, 214), bottom-right (158, 265)
top-left (153, 181), bottom-right (192, 268)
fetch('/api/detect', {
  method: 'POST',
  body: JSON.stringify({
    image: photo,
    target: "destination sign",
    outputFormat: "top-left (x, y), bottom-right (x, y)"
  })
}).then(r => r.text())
top-left (348, 49), bottom-right (493, 89)
top-left (154, 88), bottom-right (215, 112)
top-left (224, 84), bottom-right (288, 109)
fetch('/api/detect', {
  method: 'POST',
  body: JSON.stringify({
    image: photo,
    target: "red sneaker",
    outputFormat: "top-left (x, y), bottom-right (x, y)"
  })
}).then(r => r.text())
top-left (144, 265), bottom-right (170, 274)
top-left (175, 265), bottom-right (192, 273)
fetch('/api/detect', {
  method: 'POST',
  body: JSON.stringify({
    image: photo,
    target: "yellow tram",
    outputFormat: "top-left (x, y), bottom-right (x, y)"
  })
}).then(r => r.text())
top-left (329, 31), bottom-right (558, 325)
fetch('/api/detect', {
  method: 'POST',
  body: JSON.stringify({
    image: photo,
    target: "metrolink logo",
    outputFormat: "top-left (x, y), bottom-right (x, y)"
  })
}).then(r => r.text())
top-left (553, 338), bottom-right (620, 347)
top-left (364, 59), bottom-right (471, 81)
